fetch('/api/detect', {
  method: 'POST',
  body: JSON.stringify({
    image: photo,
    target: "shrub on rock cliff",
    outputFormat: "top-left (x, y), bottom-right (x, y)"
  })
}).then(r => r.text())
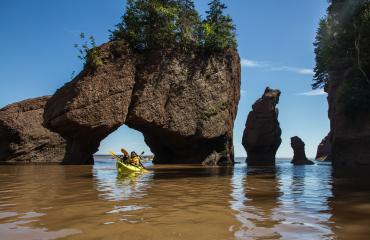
top-left (313, 0), bottom-right (370, 115)
top-left (74, 33), bottom-right (103, 70)
top-left (110, 0), bottom-right (236, 51)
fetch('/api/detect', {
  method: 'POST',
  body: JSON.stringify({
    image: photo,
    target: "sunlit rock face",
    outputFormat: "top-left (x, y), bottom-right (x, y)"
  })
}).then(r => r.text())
top-left (290, 136), bottom-right (314, 165)
top-left (44, 42), bottom-right (136, 164)
top-left (242, 87), bottom-right (281, 166)
top-left (0, 96), bottom-right (66, 164)
top-left (316, 133), bottom-right (332, 161)
top-left (43, 40), bottom-right (241, 165)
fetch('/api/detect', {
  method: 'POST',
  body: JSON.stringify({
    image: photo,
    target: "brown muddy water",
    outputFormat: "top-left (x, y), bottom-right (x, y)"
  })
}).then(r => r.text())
top-left (0, 158), bottom-right (370, 240)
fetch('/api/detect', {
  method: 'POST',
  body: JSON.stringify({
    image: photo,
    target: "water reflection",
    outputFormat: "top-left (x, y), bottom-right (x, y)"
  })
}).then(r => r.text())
top-left (0, 159), bottom-right (370, 239)
top-left (231, 162), bottom-right (335, 239)
top-left (231, 166), bottom-right (282, 239)
top-left (329, 167), bottom-right (370, 239)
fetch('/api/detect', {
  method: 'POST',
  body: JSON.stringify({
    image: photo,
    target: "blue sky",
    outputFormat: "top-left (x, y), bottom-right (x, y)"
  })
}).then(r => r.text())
top-left (0, 0), bottom-right (329, 158)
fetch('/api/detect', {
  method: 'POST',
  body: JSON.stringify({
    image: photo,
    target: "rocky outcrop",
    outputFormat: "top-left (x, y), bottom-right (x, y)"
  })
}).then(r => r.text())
top-left (44, 42), bottom-right (136, 164)
top-left (327, 79), bottom-right (370, 167)
top-left (290, 136), bottom-right (314, 165)
top-left (44, 40), bottom-right (240, 165)
top-left (315, 133), bottom-right (332, 161)
top-left (242, 87), bottom-right (281, 166)
top-left (0, 97), bottom-right (66, 164)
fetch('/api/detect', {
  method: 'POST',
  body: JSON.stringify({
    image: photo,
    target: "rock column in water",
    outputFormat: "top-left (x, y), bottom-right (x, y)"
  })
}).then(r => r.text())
top-left (242, 87), bottom-right (282, 166)
top-left (290, 136), bottom-right (314, 165)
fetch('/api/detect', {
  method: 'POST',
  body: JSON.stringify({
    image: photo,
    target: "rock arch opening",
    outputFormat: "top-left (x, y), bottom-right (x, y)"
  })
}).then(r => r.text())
top-left (97, 125), bottom-right (152, 158)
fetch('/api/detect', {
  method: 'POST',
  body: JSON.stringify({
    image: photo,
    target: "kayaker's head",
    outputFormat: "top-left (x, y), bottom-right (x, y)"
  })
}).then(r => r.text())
top-left (131, 151), bottom-right (138, 157)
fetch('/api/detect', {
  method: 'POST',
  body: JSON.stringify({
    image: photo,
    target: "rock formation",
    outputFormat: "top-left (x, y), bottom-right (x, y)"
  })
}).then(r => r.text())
top-left (290, 136), bottom-right (314, 165)
top-left (0, 97), bottom-right (66, 164)
top-left (242, 87), bottom-right (281, 166)
top-left (327, 80), bottom-right (370, 167)
top-left (315, 133), bottom-right (332, 161)
top-left (44, 42), bottom-right (136, 164)
top-left (44, 40), bottom-right (241, 165)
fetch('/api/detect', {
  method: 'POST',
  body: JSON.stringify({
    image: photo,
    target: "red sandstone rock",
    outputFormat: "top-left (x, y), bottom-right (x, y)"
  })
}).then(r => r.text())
top-left (290, 136), bottom-right (314, 165)
top-left (242, 87), bottom-right (281, 166)
top-left (0, 97), bottom-right (66, 164)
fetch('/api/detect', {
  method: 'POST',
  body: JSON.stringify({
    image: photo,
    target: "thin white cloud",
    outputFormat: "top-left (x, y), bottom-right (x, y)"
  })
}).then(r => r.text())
top-left (241, 59), bottom-right (265, 68)
top-left (297, 88), bottom-right (327, 96)
top-left (241, 58), bottom-right (314, 75)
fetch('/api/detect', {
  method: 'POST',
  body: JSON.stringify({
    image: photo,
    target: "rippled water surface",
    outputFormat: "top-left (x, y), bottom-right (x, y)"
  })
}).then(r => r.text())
top-left (1, 158), bottom-right (370, 240)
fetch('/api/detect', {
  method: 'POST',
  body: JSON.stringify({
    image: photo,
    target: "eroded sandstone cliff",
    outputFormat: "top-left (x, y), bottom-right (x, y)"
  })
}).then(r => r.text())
top-left (0, 97), bottom-right (66, 163)
top-left (44, 41), bottom-right (136, 164)
top-left (316, 133), bottom-right (332, 161)
top-left (327, 79), bottom-right (370, 167)
top-left (43, 40), bottom-right (240, 165)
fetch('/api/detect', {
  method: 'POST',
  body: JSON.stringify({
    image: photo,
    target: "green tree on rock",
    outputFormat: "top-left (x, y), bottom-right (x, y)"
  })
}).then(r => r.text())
top-left (111, 0), bottom-right (179, 50)
top-left (110, 0), bottom-right (237, 51)
top-left (176, 0), bottom-right (202, 48)
top-left (313, 0), bottom-right (370, 114)
top-left (203, 0), bottom-right (237, 50)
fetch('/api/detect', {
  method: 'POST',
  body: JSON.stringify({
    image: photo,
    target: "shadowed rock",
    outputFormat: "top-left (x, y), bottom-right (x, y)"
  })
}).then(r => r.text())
top-left (0, 97), bottom-right (66, 164)
top-left (242, 87), bottom-right (281, 166)
top-left (290, 136), bottom-right (314, 165)
top-left (327, 79), bottom-right (370, 167)
top-left (316, 133), bottom-right (332, 161)
top-left (44, 40), bottom-right (240, 165)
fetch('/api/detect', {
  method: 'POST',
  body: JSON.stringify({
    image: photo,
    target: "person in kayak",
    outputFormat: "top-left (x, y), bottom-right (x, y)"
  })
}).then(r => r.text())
top-left (120, 149), bottom-right (143, 167)
top-left (120, 148), bottom-right (130, 163)
top-left (129, 151), bottom-right (141, 167)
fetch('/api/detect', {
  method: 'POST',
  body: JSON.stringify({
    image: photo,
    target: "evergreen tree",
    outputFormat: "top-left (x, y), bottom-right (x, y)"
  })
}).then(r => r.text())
top-left (176, 0), bottom-right (202, 48)
top-left (111, 0), bottom-right (179, 50)
top-left (110, 0), bottom-right (237, 51)
top-left (203, 0), bottom-right (237, 50)
top-left (313, 0), bottom-right (370, 114)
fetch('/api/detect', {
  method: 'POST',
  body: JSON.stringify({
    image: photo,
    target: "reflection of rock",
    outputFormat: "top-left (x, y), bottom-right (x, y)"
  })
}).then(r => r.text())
top-left (0, 97), bottom-right (66, 163)
top-left (316, 133), bottom-right (332, 161)
top-left (43, 40), bottom-right (240, 165)
top-left (330, 168), bottom-right (370, 238)
top-left (290, 136), bottom-right (314, 165)
top-left (234, 167), bottom-right (282, 239)
top-left (242, 87), bottom-right (281, 166)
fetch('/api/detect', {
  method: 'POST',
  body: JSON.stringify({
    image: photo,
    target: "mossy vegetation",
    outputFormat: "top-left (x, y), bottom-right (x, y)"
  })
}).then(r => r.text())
top-left (110, 0), bottom-right (237, 51)
top-left (313, 0), bottom-right (370, 115)
top-left (75, 33), bottom-right (103, 71)
top-left (204, 102), bottom-right (227, 119)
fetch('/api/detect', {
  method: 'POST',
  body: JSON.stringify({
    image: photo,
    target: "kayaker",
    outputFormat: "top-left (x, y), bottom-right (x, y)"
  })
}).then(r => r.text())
top-left (129, 151), bottom-right (141, 167)
top-left (120, 148), bottom-right (129, 163)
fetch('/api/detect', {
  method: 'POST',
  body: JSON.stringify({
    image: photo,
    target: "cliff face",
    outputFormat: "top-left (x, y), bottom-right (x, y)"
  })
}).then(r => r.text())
top-left (44, 40), bottom-right (241, 165)
top-left (0, 97), bottom-right (66, 164)
top-left (316, 133), bottom-right (332, 161)
top-left (44, 42), bottom-right (136, 164)
top-left (327, 78), bottom-right (370, 167)
top-left (242, 87), bottom-right (281, 166)
top-left (290, 136), bottom-right (314, 165)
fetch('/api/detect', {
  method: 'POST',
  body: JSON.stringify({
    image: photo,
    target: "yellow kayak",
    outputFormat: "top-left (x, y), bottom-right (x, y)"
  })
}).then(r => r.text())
top-left (116, 160), bottom-right (148, 174)
top-left (110, 151), bottom-right (148, 174)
